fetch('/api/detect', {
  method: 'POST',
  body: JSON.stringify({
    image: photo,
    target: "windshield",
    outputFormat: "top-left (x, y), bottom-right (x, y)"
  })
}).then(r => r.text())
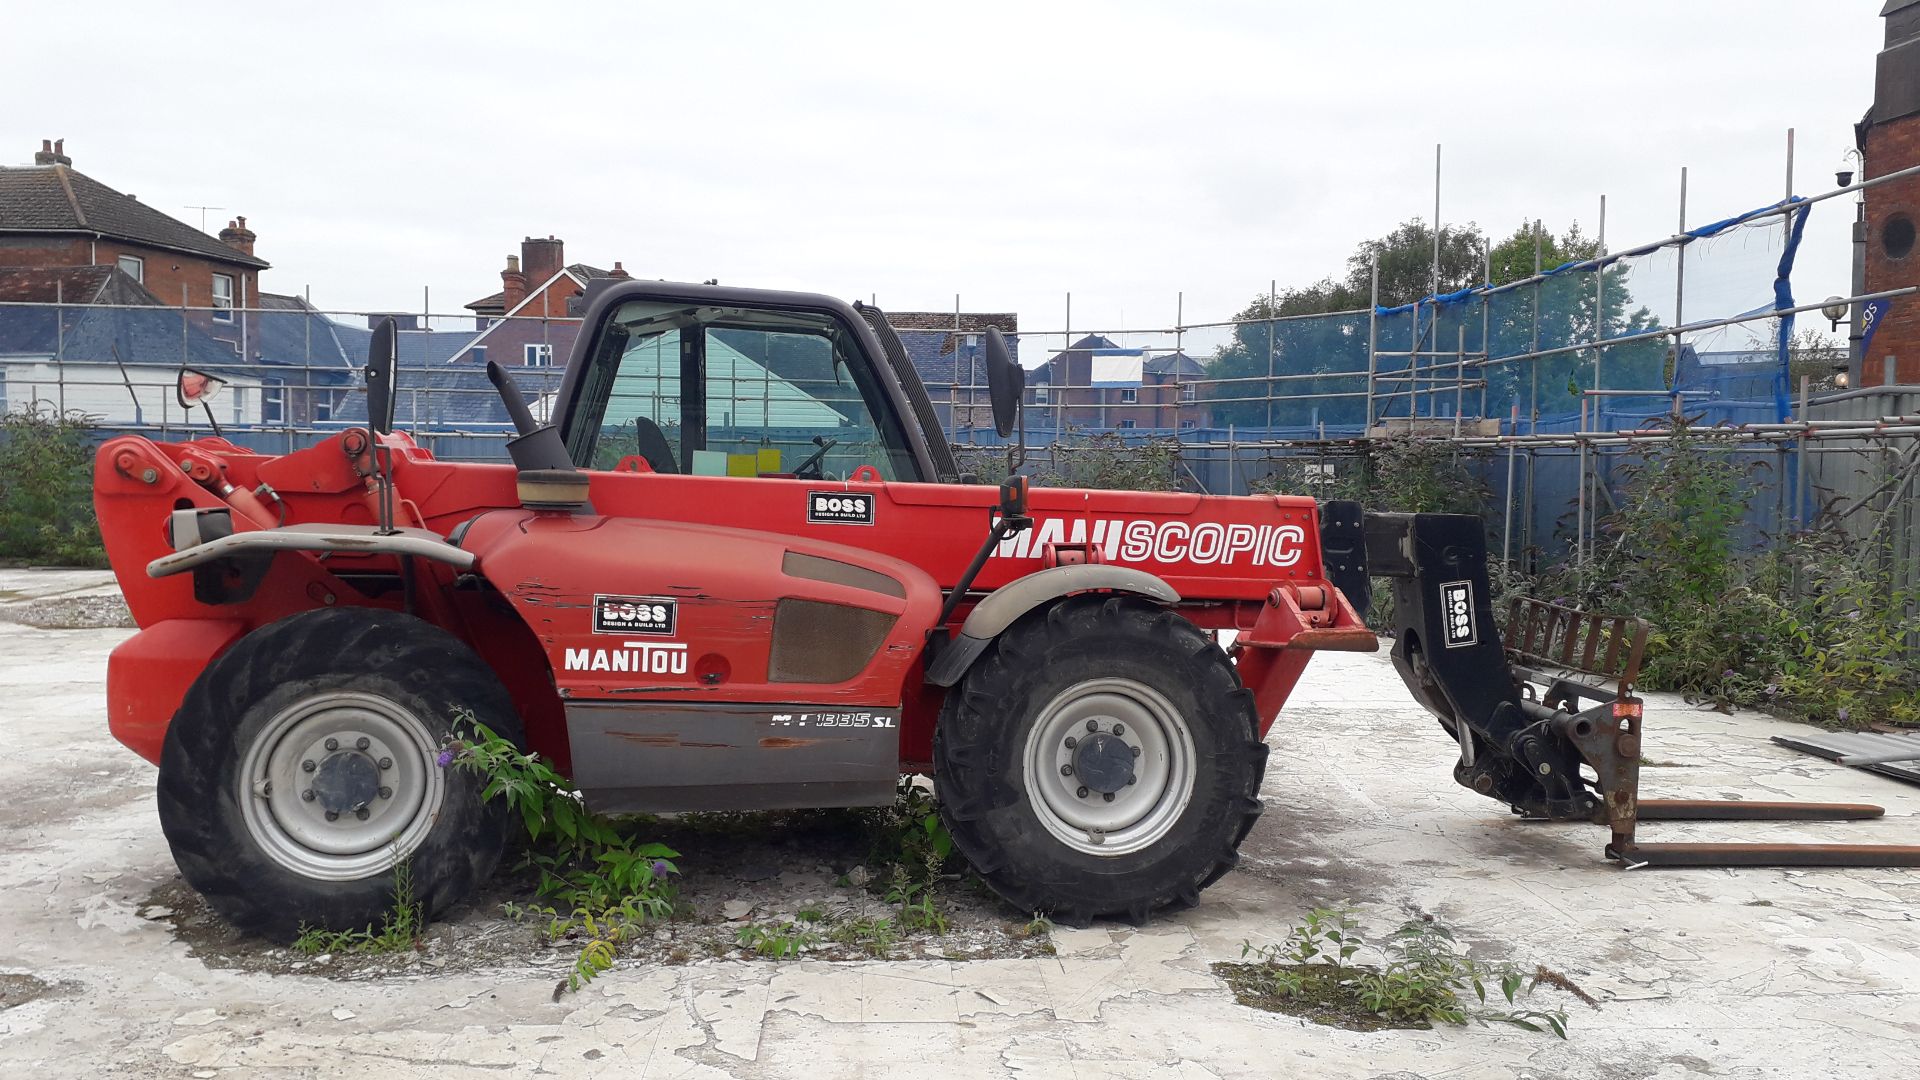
top-left (567, 300), bottom-right (919, 481)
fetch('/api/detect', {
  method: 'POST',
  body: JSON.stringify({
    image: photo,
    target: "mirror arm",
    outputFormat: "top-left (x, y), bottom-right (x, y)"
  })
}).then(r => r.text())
top-left (933, 478), bottom-right (1030, 629)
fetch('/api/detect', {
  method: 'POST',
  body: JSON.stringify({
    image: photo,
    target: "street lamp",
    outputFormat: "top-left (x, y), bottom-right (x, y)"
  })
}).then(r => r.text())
top-left (1821, 296), bottom-right (1850, 333)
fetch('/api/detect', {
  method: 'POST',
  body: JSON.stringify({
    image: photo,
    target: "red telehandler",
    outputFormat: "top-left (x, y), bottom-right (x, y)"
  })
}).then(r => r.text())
top-left (93, 281), bottom-right (1919, 939)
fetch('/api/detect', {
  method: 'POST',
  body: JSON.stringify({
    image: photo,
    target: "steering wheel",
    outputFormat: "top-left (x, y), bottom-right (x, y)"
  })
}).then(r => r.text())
top-left (793, 435), bottom-right (838, 480)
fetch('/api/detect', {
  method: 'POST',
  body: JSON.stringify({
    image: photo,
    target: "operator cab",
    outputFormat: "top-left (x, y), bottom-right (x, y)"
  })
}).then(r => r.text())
top-left (553, 282), bottom-right (963, 484)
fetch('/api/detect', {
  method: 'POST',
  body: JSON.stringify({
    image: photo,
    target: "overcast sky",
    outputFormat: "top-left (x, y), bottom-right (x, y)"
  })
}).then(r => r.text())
top-left (9, 0), bottom-right (1888, 355)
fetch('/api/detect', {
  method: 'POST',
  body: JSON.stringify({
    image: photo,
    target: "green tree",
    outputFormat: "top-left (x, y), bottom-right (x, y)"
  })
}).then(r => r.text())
top-left (1203, 217), bottom-right (1488, 428)
top-left (1204, 218), bottom-right (1665, 429)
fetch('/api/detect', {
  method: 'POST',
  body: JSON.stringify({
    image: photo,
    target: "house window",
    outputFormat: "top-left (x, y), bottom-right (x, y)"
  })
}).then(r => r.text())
top-left (1033, 387), bottom-right (1050, 405)
top-left (1179, 419), bottom-right (1197, 430)
top-left (525, 343), bottom-right (554, 366)
top-left (1119, 387), bottom-right (1138, 404)
top-left (211, 273), bottom-right (234, 322)
top-left (117, 255), bottom-right (144, 283)
top-left (1117, 419), bottom-right (1137, 429)
top-left (1180, 384), bottom-right (1196, 401)
top-left (314, 395), bottom-right (333, 423)
top-left (263, 381), bottom-right (285, 424)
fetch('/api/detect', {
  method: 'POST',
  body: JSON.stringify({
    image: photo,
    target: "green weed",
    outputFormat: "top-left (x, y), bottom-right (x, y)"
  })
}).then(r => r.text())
top-left (1232, 908), bottom-right (1578, 1037)
top-left (291, 861), bottom-right (422, 956)
top-left (735, 920), bottom-right (821, 958)
top-left (445, 717), bottom-right (679, 992)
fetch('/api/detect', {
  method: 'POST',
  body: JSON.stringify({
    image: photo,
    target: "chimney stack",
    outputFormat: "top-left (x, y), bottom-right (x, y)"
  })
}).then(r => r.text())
top-left (33, 138), bottom-right (72, 166)
top-left (501, 253), bottom-right (528, 310)
top-left (520, 235), bottom-right (564, 287)
top-left (218, 215), bottom-right (257, 256)
top-left (609, 261), bottom-right (631, 279)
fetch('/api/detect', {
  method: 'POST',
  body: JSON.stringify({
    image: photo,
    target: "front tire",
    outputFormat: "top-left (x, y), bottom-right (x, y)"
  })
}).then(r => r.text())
top-left (933, 596), bottom-right (1267, 923)
top-left (157, 607), bottom-right (523, 940)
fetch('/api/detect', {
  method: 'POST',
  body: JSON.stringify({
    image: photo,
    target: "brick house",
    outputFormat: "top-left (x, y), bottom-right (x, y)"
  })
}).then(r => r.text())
top-left (0, 140), bottom-right (269, 357)
top-left (1026, 335), bottom-right (1206, 432)
top-left (454, 236), bottom-right (631, 368)
top-left (1856, 1), bottom-right (1920, 386)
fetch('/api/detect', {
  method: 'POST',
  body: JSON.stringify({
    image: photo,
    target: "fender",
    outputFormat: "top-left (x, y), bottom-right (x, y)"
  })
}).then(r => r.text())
top-left (923, 564), bottom-right (1180, 687)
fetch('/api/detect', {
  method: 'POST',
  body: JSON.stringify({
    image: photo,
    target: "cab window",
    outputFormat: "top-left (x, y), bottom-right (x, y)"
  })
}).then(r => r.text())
top-left (569, 301), bottom-right (918, 481)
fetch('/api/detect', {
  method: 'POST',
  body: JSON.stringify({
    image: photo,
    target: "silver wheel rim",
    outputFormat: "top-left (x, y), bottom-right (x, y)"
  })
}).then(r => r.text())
top-left (237, 690), bottom-right (445, 881)
top-left (1021, 677), bottom-right (1196, 857)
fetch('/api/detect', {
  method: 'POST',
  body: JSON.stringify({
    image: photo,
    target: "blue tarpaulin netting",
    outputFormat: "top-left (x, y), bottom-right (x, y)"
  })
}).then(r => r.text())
top-left (1364, 196), bottom-right (1811, 434)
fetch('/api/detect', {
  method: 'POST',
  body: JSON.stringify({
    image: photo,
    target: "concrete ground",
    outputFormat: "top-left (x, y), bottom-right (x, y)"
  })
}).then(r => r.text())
top-left (1, 567), bottom-right (1916, 1079)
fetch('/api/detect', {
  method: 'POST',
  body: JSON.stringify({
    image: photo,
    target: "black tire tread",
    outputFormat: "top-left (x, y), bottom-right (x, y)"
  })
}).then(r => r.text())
top-left (157, 607), bottom-right (524, 940)
top-left (933, 595), bottom-right (1266, 923)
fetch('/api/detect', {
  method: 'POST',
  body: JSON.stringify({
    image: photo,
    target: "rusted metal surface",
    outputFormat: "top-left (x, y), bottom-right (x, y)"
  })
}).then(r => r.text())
top-left (1637, 799), bottom-right (1885, 821)
top-left (1505, 596), bottom-right (1648, 690)
top-left (1558, 691), bottom-right (1920, 869)
top-left (1614, 842), bottom-right (1920, 868)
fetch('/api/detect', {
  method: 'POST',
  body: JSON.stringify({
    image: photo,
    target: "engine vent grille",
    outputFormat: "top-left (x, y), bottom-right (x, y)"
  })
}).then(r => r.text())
top-left (769, 599), bottom-right (897, 684)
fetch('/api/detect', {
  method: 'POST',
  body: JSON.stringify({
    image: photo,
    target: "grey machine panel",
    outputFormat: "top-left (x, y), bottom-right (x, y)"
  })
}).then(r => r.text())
top-left (566, 701), bottom-right (902, 814)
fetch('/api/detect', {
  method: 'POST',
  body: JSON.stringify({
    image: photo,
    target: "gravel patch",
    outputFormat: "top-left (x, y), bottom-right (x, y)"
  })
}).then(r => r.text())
top-left (0, 594), bottom-right (134, 630)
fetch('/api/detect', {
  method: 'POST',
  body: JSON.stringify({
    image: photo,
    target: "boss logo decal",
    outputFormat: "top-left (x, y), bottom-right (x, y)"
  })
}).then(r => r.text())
top-left (807, 491), bottom-right (874, 526)
top-left (1440, 581), bottom-right (1476, 648)
top-left (593, 595), bottom-right (677, 636)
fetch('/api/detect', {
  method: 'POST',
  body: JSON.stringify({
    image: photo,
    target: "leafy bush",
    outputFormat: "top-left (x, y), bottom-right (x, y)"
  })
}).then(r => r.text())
top-left (0, 404), bottom-right (105, 566)
top-left (444, 718), bottom-right (680, 991)
top-left (1524, 419), bottom-right (1919, 728)
top-left (955, 432), bottom-right (1183, 491)
top-left (1233, 908), bottom-right (1577, 1037)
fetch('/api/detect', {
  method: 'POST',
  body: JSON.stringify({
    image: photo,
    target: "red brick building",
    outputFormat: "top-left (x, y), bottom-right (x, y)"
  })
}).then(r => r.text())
top-left (1027, 336), bottom-right (1207, 431)
top-left (455, 236), bottom-right (631, 368)
top-left (1857, 1), bottom-right (1920, 386)
top-left (0, 139), bottom-right (269, 347)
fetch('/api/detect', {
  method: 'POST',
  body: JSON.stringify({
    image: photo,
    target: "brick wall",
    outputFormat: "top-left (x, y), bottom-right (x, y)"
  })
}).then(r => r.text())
top-left (0, 235), bottom-right (258, 313)
top-left (1864, 116), bottom-right (1920, 385)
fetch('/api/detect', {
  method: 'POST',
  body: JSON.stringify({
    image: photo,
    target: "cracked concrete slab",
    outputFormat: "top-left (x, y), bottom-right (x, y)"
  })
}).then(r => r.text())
top-left (1, 567), bottom-right (1916, 1078)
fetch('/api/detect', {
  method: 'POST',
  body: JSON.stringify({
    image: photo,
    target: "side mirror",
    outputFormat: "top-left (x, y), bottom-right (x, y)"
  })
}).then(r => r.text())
top-left (366, 316), bottom-right (399, 435)
top-left (175, 367), bottom-right (228, 410)
top-left (983, 326), bottom-right (1023, 438)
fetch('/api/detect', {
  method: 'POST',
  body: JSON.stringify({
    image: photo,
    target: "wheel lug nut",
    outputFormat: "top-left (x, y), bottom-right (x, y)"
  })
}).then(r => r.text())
top-left (262, 781), bottom-right (273, 796)
top-left (1103, 792), bottom-right (1115, 802)
top-left (1085, 720), bottom-right (1098, 732)
top-left (378, 757), bottom-right (393, 770)
top-left (1112, 723), bottom-right (1125, 736)
top-left (355, 737), bottom-right (370, 751)
top-left (1075, 786), bottom-right (1089, 799)
top-left (324, 738), bottom-right (339, 751)
top-left (324, 810), bottom-right (339, 822)
top-left (1064, 737), bottom-right (1077, 750)
top-left (1060, 764), bottom-right (1074, 776)
top-left (1130, 745), bottom-right (1141, 757)
top-left (355, 807), bottom-right (370, 821)
top-left (301, 759), bottom-right (316, 773)
top-left (378, 786), bottom-right (392, 799)
top-left (1126, 774), bottom-right (1137, 785)
top-left (301, 789), bottom-right (315, 802)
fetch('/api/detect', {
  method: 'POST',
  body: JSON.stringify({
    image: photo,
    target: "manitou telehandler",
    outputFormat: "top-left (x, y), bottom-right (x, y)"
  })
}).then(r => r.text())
top-left (93, 281), bottom-right (1920, 939)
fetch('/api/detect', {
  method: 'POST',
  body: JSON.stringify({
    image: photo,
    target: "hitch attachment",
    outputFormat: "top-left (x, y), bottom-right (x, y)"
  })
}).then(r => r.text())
top-left (1336, 502), bottom-right (1920, 870)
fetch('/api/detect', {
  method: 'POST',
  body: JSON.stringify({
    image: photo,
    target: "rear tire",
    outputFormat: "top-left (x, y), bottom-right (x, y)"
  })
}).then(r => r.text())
top-left (157, 607), bottom-right (523, 941)
top-left (932, 596), bottom-right (1267, 924)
